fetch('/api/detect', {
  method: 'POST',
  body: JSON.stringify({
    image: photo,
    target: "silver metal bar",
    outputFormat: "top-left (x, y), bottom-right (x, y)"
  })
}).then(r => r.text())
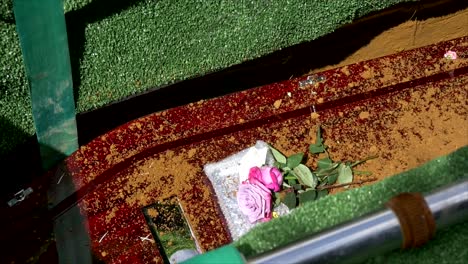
top-left (248, 178), bottom-right (468, 264)
top-left (425, 178), bottom-right (468, 230)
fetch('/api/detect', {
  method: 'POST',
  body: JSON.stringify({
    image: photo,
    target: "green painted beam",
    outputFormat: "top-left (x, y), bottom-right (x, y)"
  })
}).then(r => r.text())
top-left (182, 245), bottom-right (246, 264)
top-left (13, 0), bottom-right (78, 169)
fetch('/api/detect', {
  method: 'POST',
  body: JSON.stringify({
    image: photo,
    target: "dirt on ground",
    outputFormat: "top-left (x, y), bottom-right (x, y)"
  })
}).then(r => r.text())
top-left (313, 7), bottom-right (468, 72)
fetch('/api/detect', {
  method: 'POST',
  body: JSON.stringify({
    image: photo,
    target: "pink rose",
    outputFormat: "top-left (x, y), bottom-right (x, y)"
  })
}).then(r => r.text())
top-left (248, 166), bottom-right (283, 192)
top-left (237, 183), bottom-right (272, 223)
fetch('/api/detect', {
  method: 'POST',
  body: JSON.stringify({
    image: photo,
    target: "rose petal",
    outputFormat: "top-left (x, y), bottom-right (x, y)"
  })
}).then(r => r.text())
top-left (237, 183), bottom-right (272, 223)
top-left (271, 167), bottom-right (283, 185)
top-left (259, 166), bottom-right (282, 191)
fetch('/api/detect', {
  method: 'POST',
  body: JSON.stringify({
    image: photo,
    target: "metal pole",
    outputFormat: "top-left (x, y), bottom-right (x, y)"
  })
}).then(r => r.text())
top-left (248, 178), bottom-right (468, 264)
top-left (13, 0), bottom-right (78, 170)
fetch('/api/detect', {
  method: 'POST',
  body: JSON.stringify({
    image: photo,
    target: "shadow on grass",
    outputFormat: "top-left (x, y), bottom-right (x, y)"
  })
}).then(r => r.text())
top-left (0, 116), bottom-right (42, 200)
top-left (76, 0), bottom-right (468, 145)
top-left (0, 116), bottom-right (70, 200)
top-left (0, 116), bottom-right (56, 264)
top-left (0, 0), bottom-right (14, 23)
top-left (0, 117), bottom-right (96, 263)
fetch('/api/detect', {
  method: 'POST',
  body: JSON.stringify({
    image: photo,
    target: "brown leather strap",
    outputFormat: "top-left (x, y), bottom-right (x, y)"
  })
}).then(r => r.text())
top-left (386, 192), bottom-right (436, 249)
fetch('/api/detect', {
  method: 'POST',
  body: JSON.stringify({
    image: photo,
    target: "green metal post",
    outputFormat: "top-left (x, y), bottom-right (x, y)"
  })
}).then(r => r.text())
top-left (13, 0), bottom-right (78, 169)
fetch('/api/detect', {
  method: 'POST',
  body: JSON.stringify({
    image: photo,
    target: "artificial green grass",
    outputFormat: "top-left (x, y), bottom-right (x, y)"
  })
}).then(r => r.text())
top-left (0, 0), bottom-right (413, 155)
top-left (0, 20), bottom-right (32, 156)
top-left (234, 146), bottom-right (468, 263)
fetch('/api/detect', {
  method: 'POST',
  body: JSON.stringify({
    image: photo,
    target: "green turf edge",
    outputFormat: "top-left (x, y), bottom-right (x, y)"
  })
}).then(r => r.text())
top-left (234, 146), bottom-right (468, 263)
top-left (0, 0), bottom-right (414, 156)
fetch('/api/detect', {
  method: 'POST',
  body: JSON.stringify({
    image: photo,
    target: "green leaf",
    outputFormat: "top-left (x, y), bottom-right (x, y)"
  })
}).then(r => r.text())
top-left (317, 157), bottom-right (333, 169)
top-left (299, 190), bottom-right (317, 205)
top-left (337, 164), bottom-right (353, 184)
top-left (316, 125), bottom-right (323, 145)
top-left (282, 191), bottom-right (297, 209)
top-left (286, 170), bottom-right (298, 186)
top-left (315, 163), bottom-right (340, 177)
top-left (317, 189), bottom-right (328, 199)
top-left (274, 161), bottom-right (288, 169)
top-left (293, 164), bottom-right (317, 189)
top-left (309, 126), bottom-right (327, 154)
top-left (273, 192), bottom-right (281, 206)
top-left (327, 172), bottom-right (339, 184)
top-left (287, 153), bottom-right (304, 169)
top-left (285, 170), bottom-right (297, 178)
top-left (270, 146), bottom-right (287, 164)
top-left (288, 179), bottom-right (298, 186)
top-left (309, 144), bottom-right (325, 154)
top-left (292, 184), bottom-right (302, 190)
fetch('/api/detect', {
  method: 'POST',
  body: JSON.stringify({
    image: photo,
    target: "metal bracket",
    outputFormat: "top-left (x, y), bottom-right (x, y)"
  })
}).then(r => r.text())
top-left (7, 187), bottom-right (33, 207)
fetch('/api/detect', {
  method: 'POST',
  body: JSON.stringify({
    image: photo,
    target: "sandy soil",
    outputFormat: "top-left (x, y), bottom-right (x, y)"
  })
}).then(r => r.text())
top-left (313, 8), bottom-right (468, 72)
